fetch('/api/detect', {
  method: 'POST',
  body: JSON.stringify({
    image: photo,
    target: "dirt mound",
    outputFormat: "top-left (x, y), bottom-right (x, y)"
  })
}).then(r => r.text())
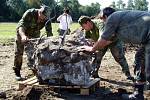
top-left (7, 86), bottom-right (130, 100)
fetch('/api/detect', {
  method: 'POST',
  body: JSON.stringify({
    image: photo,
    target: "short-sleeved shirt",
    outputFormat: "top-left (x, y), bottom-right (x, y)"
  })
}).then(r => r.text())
top-left (101, 10), bottom-right (150, 44)
top-left (17, 8), bottom-right (52, 38)
top-left (85, 19), bottom-right (104, 41)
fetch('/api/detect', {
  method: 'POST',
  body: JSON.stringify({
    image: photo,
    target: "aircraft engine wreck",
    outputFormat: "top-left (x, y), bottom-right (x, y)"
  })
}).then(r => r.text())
top-left (25, 32), bottom-right (98, 86)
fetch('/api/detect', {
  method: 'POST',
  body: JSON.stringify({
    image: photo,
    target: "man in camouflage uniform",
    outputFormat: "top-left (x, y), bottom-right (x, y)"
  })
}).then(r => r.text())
top-left (78, 7), bottom-right (133, 80)
top-left (14, 5), bottom-right (53, 81)
top-left (80, 7), bottom-right (150, 100)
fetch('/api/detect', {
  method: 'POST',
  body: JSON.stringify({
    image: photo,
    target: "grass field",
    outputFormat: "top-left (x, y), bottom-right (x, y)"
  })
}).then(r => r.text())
top-left (0, 22), bottom-right (80, 44)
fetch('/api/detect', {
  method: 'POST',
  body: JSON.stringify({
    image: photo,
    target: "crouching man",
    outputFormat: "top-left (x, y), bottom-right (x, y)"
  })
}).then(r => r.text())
top-left (79, 7), bottom-right (150, 100)
top-left (14, 5), bottom-right (53, 81)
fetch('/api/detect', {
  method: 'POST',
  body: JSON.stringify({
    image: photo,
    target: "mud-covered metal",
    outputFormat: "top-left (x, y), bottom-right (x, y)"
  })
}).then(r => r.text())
top-left (25, 30), bottom-right (98, 85)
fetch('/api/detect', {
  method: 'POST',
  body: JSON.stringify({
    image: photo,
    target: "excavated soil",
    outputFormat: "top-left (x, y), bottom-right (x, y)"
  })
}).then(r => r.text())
top-left (0, 43), bottom-right (150, 100)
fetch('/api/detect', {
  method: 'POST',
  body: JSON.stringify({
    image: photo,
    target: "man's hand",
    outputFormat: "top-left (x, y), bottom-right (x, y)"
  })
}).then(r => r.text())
top-left (21, 35), bottom-right (29, 43)
top-left (63, 13), bottom-right (67, 16)
top-left (85, 39), bottom-right (94, 46)
top-left (77, 45), bottom-right (93, 52)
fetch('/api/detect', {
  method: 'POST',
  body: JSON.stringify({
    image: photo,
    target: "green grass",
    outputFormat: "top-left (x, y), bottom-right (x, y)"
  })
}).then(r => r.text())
top-left (0, 22), bottom-right (80, 44)
top-left (0, 23), bottom-right (16, 39)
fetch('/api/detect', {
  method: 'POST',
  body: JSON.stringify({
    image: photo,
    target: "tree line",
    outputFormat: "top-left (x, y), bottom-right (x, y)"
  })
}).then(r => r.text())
top-left (0, 0), bottom-right (149, 22)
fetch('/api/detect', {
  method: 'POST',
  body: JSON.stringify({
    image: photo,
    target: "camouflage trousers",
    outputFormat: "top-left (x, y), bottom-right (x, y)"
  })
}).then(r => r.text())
top-left (134, 42), bottom-right (150, 83)
top-left (92, 40), bottom-right (130, 75)
top-left (134, 45), bottom-right (146, 82)
top-left (145, 42), bottom-right (150, 83)
top-left (13, 30), bottom-right (42, 70)
top-left (13, 38), bottom-right (35, 70)
top-left (13, 39), bottom-right (24, 70)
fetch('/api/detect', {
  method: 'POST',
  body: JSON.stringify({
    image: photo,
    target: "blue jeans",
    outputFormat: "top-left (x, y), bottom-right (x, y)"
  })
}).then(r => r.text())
top-left (58, 28), bottom-right (70, 36)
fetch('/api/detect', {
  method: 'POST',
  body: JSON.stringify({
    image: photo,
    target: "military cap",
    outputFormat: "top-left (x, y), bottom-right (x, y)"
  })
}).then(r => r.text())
top-left (78, 16), bottom-right (91, 25)
top-left (41, 5), bottom-right (51, 19)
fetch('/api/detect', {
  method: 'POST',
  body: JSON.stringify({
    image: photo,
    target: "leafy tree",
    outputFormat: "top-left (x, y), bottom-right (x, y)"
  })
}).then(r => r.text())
top-left (79, 6), bottom-right (87, 16)
top-left (25, 0), bottom-right (55, 8)
top-left (91, 3), bottom-right (101, 14)
top-left (68, 0), bottom-right (81, 21)
top-left (116, 0), bottom-right (126, 10)
top-left (127, 0), bottom-right (134, 10)
top-left (134, 0), bottom-right (148, 11)
top-left (25, 0), bottom-right (40, 8)
top-left (7, 0), bottom-right (27, 16)
top-left (110, 1), bottom-right (117, 9)
top-left (78, 3), bottom-right (100, 20)
top-left (59, 0), bottom-right (71, 7)
top-left (6, 0), bottom-right (56, 21)
top-left (3, 0), bottom-right (149, 22)
top-left (0, 0), bottom-right (8, 21)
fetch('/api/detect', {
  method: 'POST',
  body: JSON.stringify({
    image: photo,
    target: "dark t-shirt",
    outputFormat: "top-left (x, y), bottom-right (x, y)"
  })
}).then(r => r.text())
top-left (101, 10), bottom-right (150, 44)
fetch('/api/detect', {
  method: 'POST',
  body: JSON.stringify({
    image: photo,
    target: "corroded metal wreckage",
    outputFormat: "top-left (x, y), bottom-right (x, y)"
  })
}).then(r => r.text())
top-left (24, 31), bottom-right (99, 86)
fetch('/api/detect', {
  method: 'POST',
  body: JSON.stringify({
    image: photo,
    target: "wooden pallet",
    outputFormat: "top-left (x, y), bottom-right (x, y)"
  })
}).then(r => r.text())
top-left (18, 76), bottom-right (100, 95)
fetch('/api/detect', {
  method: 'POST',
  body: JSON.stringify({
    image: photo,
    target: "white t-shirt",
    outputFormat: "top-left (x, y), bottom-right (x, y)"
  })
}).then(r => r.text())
top-left (57, 14), bottom-right (73, 30)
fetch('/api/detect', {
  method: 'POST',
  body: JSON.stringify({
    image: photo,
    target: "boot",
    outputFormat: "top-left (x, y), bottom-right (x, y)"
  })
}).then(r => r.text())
top-left (92, 73), bottom-right (100, 78)
top-left (0, 91), bottom-right (6, 99)
top-left (14, 68), bottom-right (22, 81)
top-left (144, 82), bottom-right (150, 90)
top-left (125, 71), bottom-right (134, 81)
top-left (91, 71), bottom-right (100, 78)
top-left (122, 84), bottom-right (144, 100)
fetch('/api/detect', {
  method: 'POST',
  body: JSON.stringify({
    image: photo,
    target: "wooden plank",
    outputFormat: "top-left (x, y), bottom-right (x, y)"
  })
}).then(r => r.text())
top-left (74, 86), bottom-right (80, 88)
top-left (80, 88), bottom-right (89, 95)
top-left (81, 78), bottom-right (100, 88)
top-left (19, 76), bottom-right (37, 85)
top-left (34, 82), bottom-right (39, 85)
top-left (18, 76), bottom-right (37, 90)
top-left (27, 79), bottom-right (38, 85)
top-left (19, 77), bottom-right (100, 95)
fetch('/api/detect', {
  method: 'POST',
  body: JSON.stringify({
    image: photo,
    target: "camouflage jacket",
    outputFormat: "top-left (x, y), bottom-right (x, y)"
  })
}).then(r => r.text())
top-left (17, 8), bottom-right (52, 38)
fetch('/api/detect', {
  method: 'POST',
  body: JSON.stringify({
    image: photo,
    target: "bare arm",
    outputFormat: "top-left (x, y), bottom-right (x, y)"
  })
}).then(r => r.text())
top-left (91, 38), bottom-right (112, 52)
top-left (18, 27), bottom-right (28, 42)
top-left (80, 38), bottom-right (112, 52)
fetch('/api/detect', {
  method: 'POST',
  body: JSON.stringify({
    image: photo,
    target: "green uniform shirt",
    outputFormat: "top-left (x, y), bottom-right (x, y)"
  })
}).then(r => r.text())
top-left (85, 19), bottom-right (104, 41)
top-left (17, 8), bottom-right (52, 38)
